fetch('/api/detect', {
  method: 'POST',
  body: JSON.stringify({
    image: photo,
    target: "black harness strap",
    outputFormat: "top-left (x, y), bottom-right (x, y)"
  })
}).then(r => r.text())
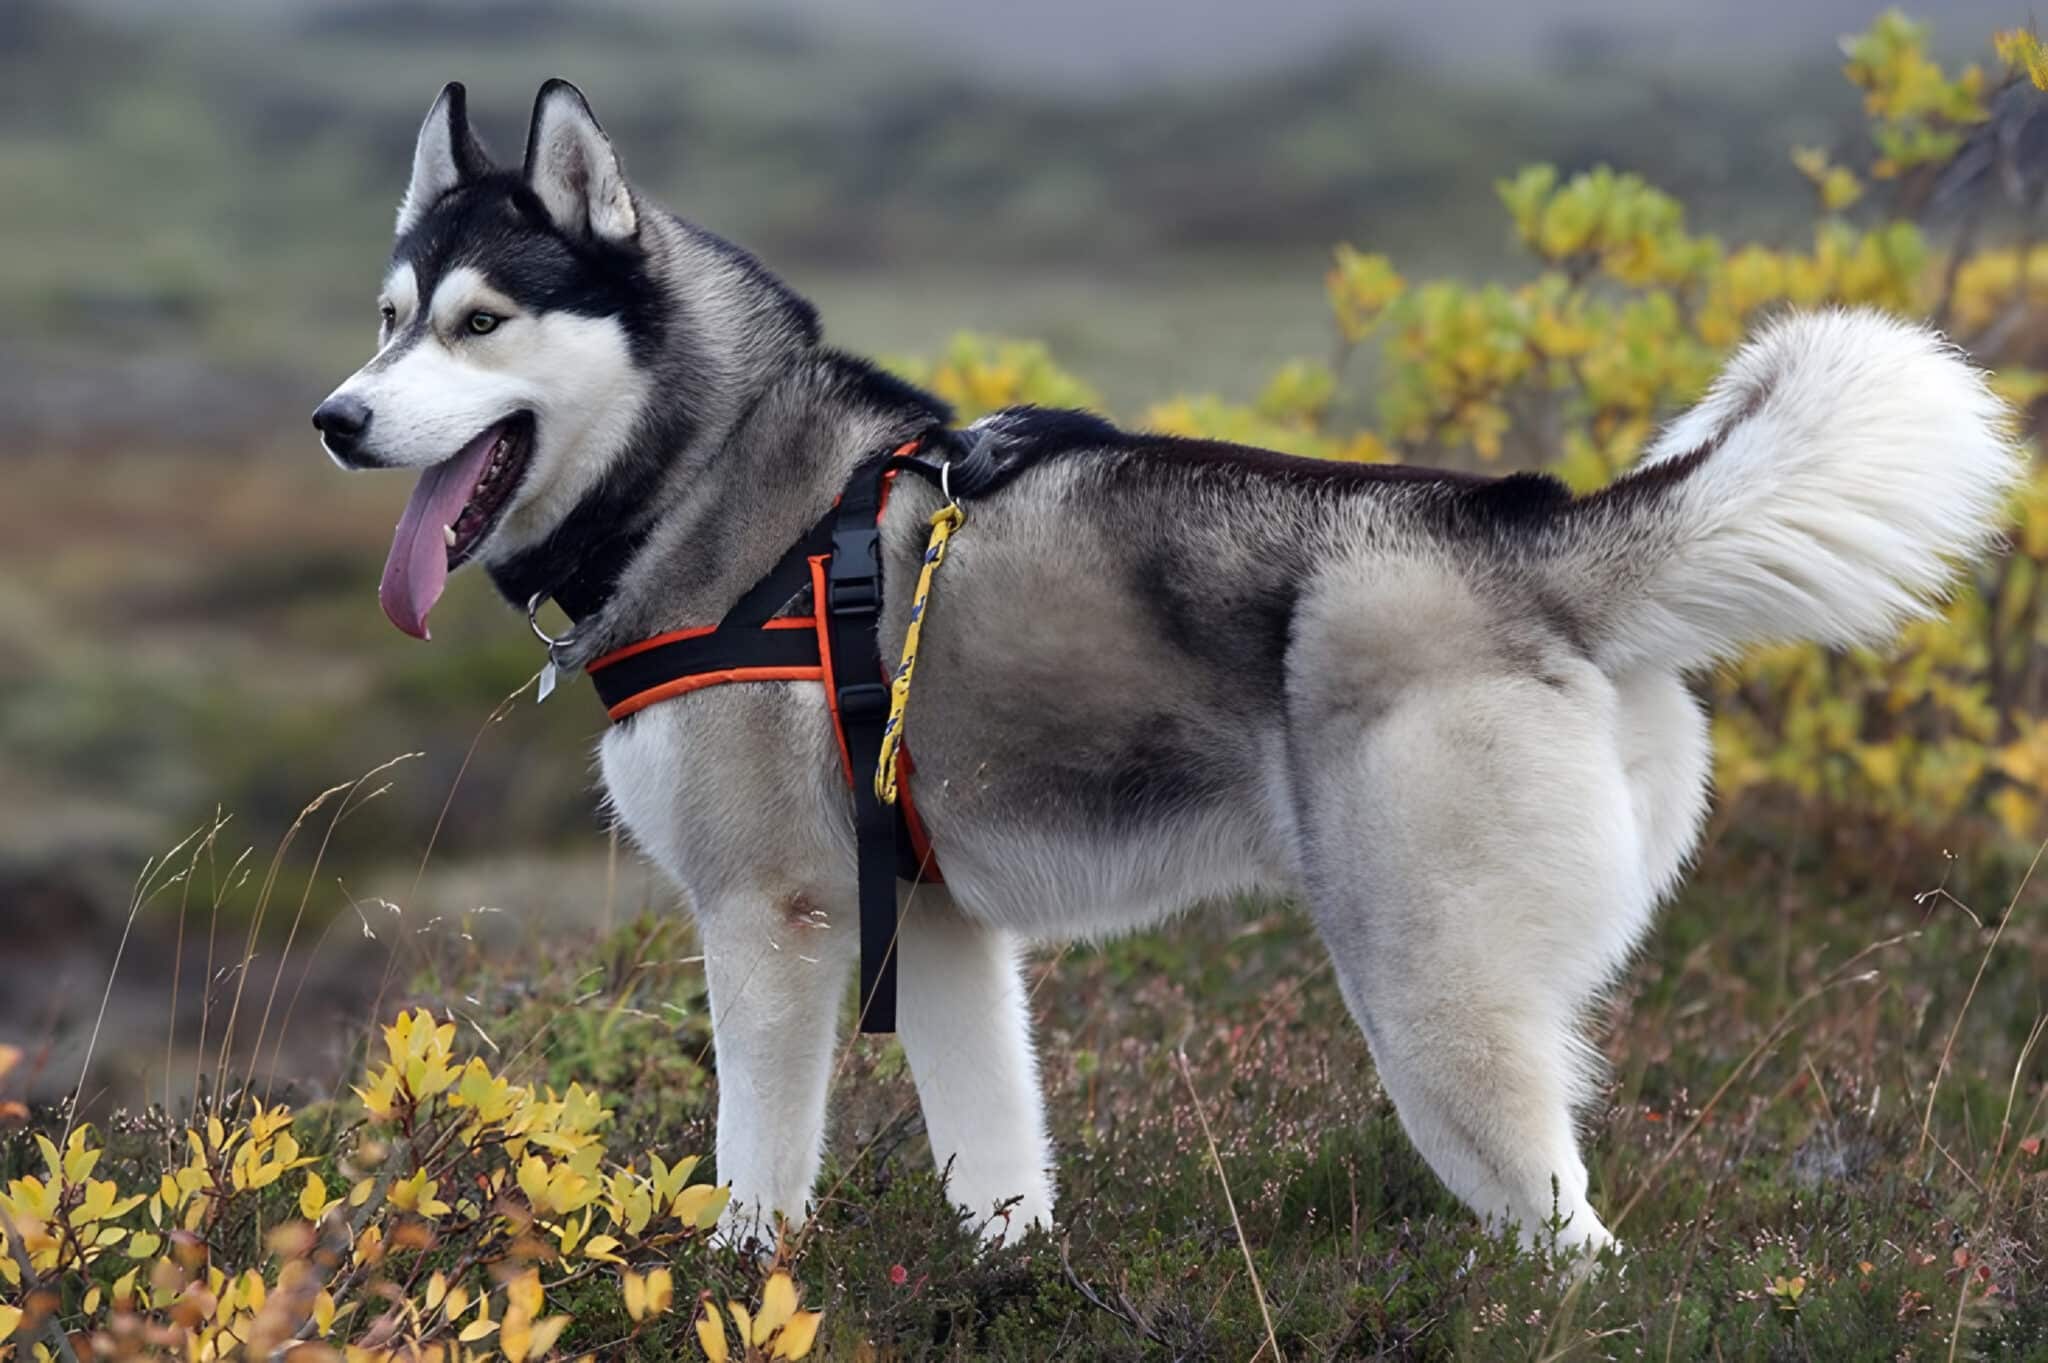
top-left (720, 516), bottom-right (836, 628)
top-left (824, 458), bottom-right (901, 1032)
top-left (588, 626), bottom-right (820, 711)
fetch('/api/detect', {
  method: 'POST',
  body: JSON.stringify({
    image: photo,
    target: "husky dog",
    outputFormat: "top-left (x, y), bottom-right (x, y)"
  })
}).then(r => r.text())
top-left (316, 80), bottom-right (2020, 1255)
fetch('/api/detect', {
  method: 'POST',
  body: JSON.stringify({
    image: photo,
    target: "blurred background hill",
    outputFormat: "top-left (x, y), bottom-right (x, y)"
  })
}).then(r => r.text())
top-left (0, 0), bottom-right (2031, 1100)
top-left (1, 0), bottom-right (2021, 434)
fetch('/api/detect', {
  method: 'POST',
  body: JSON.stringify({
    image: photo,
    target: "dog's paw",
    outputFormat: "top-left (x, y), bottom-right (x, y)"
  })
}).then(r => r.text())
top-left (713, 1204), bottom-right (782, 1266)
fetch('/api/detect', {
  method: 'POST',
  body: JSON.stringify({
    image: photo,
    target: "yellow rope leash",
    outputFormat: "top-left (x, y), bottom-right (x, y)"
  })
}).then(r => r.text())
top-left (875, 494), bottom-right (965, 804)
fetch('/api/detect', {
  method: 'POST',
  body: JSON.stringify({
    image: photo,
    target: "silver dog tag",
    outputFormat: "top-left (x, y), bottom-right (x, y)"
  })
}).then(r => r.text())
top-left (537, 660), bottom-right (558, 704)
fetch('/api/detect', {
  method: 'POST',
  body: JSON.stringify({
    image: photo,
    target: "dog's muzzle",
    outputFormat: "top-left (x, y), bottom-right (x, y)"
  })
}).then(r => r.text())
top-left (313, 394), bottom-right (379, 468)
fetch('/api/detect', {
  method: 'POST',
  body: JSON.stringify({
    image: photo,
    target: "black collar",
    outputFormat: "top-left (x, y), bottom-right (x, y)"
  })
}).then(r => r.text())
top-left (541, 524), bottom-right (650, 624)
top-left (486, 478), bottom-right (659, 628)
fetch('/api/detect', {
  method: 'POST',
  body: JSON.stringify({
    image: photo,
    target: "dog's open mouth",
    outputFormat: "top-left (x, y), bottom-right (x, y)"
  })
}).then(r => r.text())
top-left (378, 412), bottom-right (534, 640)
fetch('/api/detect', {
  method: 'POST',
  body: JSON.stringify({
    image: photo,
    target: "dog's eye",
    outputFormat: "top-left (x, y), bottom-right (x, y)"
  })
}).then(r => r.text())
top-left (466, 311), bottom-right (503, 336)
top-left (378, 302), bottom-right (396, 328)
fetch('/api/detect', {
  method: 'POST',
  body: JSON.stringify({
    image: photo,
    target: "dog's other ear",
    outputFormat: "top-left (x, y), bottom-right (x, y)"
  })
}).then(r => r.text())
top-left (398, 82), bottom-right (493, 235)
top-left (523, 79), bottom-right (637, 244)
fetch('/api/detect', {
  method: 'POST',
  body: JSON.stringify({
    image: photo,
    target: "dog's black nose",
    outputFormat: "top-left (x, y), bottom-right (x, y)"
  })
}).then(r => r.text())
top-left (312, 395), bottom-right (372, 461)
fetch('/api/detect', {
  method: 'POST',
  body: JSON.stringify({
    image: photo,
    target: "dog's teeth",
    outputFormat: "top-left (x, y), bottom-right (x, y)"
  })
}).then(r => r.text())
top-left (443, 524), bottom-right (457, 547)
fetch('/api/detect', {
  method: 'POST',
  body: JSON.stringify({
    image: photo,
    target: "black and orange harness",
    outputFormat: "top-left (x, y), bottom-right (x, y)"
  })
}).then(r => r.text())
top-left (569, 434), bottom-right (988, 1034)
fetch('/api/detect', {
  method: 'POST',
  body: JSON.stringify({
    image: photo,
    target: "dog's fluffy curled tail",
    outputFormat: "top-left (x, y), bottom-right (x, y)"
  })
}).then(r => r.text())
top-left (1579, 309), bottom-right (2024, 674)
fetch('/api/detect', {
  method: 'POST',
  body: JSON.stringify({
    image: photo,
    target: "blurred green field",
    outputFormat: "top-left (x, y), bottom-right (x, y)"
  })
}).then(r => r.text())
top-left (1, 0), bottom-right (1867, 401)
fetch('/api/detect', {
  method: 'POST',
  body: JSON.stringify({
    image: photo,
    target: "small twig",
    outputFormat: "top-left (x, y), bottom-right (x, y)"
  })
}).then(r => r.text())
top-left (1919, 836), bottom-right (2046, 1159)
top-left (1058, 1234), bottom-right (1161, 1344)
top-left (1659, 1178), bottom-right (1718, 1363)
top-left (1993, 1013), bottom-right (2048, 1172)
top-left (1915, 885), bottom-right (1983, 931)
top-left (68, 826), bottom-right (204, 1148)
top-left (1534, 1326), bottom-right (1639, 1363)
top-left (215, 779), bottom-right (360, 1104)
top-left (252, 754), bottom-right (418, 1100)
top-left (1175, 1047), bottom-right (1282, 1363)
top-left (368, 675), bottom-right (536, 1029)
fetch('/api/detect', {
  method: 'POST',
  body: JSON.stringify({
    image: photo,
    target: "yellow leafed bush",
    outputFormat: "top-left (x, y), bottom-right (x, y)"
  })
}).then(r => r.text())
top-left (0, 1008), bottom-right (818, 1362)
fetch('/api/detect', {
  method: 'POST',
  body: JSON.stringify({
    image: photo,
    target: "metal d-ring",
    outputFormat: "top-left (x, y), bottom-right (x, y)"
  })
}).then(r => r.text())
top-left (526, 591), bottom-right (571, 653)
top-left (939, 458), bottom-right (956, 505)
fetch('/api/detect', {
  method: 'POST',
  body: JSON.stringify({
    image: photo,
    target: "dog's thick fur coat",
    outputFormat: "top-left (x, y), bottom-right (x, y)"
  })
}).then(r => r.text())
top-left (318, 82), bottom-right (2023, 1255)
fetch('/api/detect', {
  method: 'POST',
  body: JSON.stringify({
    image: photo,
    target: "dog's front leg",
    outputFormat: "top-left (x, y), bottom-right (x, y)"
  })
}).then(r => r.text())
top-left (697, 895), bottom-right (854, 1251)
top-left (897, 892), bottom-right (1054, 1240)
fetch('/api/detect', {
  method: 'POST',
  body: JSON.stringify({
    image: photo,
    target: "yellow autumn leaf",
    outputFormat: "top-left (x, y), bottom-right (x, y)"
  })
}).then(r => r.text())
top-left (624, 1270), bottom-right (649, 1323)
top-left (501, 1311), bottom-right (534, 1363)
top-left (673, 1183), bottom-right (731, 1231)
top-left (756, 1271), bottom-right (798, 1343)
top-left (696, 1299), bottom-right (729, 1363)
top-left (1820, 166), bottom-right (1863, 213)
top-left (645, 1267), bottom-right (674, 1317)
top-left (506, 1268), bottom-right (544, 1320)
top-left (528, 1315), bottom-right (570, 1357)
top-left (33, 1134), bottom-right (59, 1183)
top-left (517, 1155), bottom-right (551, 1213)
top-left (1998, 28), bottom-right (2048, 89)
top-left (299, 1175), bottom-right (330, 1221)
top-left (773, 1310), bottom-right (823, 1360)
top-left (63, 1138), bottom-right (100, 1185)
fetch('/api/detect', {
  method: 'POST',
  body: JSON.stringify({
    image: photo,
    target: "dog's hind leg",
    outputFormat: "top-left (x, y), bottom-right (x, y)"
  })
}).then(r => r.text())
top-left (1291, 668), bottom-right (1649, 1256)
top-left (896, 891), bottom-right (1054, 1238)
top-left (698, 896), bottom-right (856, 1251)
top-left (1613, 667), bottom-right (1712, 913)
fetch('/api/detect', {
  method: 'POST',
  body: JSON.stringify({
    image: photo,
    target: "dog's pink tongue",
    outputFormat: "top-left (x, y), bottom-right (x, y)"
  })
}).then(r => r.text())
top-left (378, 429), bottom-right (498, 640)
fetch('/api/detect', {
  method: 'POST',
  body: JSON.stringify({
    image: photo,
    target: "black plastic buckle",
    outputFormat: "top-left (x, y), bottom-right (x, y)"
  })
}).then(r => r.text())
top-left (828, 576), bottom-right (879, 615)
top-left (837, 681), bottom-right (889, 720)
top-left (827, 526), bottom-right (881, 615)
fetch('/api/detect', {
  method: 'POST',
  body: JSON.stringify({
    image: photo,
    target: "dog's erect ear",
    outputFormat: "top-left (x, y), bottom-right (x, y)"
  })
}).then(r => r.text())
top-left (398, 82), bottom-right (493, 235)
top-left (523, 79), bottom-right (637, 244)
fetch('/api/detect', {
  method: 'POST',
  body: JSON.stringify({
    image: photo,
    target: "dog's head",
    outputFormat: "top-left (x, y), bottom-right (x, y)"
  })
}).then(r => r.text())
top-left (315, 80), bottom-right (655, 639)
